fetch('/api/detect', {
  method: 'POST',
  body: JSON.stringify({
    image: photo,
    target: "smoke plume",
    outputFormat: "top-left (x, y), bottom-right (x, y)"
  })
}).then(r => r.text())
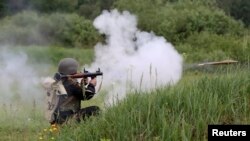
top-left (0, 48), bottom-right (43, 106)
top-left (87, 9), bottom-right (183, 105)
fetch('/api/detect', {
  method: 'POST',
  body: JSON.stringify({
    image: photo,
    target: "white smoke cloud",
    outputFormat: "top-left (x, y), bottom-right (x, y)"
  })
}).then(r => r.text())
top-left (0, 47), bottom-right (43, 105)
top-left (87, 9), bottom-right (183, 105)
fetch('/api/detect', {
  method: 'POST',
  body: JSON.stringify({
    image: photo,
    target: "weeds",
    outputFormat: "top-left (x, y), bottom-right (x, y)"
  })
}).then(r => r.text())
top-left (56, 64), bottom-right (250, 141)
top-left (1, 66), bottom-right (249, 140)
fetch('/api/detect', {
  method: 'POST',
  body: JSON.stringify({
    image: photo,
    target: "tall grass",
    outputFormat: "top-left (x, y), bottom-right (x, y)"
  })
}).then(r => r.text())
top-left (56, 65), bottom-right (250, 141)
top-left (0, 46), bottom-right (249, 141)
top-left (0, 102), bottom-right (48, 141)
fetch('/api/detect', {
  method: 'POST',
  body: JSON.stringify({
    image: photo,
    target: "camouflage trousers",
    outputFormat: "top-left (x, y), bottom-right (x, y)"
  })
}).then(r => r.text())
top-left (54, 106), bottom-right (100, 124)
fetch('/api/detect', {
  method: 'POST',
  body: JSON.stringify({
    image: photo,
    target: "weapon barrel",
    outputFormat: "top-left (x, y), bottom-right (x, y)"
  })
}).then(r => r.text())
top-left (67, 72), bottom-right (103, 78)
top-left (68, 73), bottom-right (85, 78)
top-left (54, 70), bottom-right (103, 81)
top-left (84, 72), bottom-right (103, 78)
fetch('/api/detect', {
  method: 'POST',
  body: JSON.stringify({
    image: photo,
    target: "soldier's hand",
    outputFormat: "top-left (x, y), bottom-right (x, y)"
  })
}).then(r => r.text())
top-left (81, 77), bottom-right (88, 86)
top-left (89, 77), bottom-right (97, 87)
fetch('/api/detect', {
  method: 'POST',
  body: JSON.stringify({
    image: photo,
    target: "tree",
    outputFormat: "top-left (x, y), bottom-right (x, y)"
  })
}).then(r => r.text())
top-left (77, 0), bottom-right (115, 19)
top-left (114, 0), bottom-right (244, 44)
top-left (215, 0), bottom-right (234, 14)
top-left (28, 0), bottom-right (77, 13)
top-left (0, 0), bottom-right (7, 17)
top-left (230, 0), bottom-right (250, 26)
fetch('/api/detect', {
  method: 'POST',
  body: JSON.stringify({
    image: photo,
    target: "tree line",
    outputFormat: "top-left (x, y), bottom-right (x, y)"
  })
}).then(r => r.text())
top-left (0, 0), bottom-right (249, 26)
top-left (0, 0), bottom-right (249, 62)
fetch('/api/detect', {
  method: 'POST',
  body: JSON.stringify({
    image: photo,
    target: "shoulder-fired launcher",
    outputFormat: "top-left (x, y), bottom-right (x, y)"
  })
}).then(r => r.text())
top-left (54, 68), bottom-right (103, 81)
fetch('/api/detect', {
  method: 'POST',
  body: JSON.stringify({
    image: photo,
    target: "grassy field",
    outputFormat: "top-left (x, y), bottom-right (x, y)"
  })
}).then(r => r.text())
top-left (55, 64), bottom-right (250, 141)
top-left (1, 65), bottom-right (249, 141)
top-left (0, 47), bottom-right (249, 141)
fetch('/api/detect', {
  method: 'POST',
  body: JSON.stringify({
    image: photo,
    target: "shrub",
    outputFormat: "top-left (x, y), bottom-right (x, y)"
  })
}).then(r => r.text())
top-left (115, 0), bottom-right (244, 44)
top-left (177, 32), bottom-right (250, 63)
top-left (0, 11), bottom-right (100, 48)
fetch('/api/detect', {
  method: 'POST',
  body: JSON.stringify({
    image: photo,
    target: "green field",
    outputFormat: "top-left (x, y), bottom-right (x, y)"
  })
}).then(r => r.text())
top-left (0, 47), bottom-right (249, 141)
top-left (1, 0), bottom-right (250, 140)
top-left (54, 64), bottom-right (250, 141)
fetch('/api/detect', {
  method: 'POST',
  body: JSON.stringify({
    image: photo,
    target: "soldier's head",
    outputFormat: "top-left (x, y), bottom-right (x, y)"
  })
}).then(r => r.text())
top-left (58, 58), bottom-right (79, 75)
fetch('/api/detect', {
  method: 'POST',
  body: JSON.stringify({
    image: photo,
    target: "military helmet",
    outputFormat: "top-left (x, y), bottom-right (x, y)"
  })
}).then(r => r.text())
top-left (58, 58), bottom-right (79, 75)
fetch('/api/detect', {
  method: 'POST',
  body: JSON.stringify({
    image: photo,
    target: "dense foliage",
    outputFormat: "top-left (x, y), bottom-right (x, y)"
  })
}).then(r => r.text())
top-left (0, 0), bottom-right (249, 62)
top-left (1, 0), bottom-right (250, 26)
top-left (0, 11), bottom-right (100, 47)
top-left (216, 0), bottom-right (250, 26)
top-left (0, 1), bottom-right (249, 140)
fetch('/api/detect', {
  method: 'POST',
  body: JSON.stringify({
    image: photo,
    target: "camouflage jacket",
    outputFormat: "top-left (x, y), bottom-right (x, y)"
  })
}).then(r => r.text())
top-left (58, 78), bottom-right (95, 113)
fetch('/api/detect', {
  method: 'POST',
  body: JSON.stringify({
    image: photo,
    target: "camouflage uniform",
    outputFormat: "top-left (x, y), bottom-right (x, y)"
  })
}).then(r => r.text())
top-left (52, 58), bottom-right (100, 124)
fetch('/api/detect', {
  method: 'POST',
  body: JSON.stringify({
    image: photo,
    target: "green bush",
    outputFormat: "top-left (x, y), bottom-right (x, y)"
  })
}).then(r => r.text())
top-left (45, 13), bottom-right (100, 48)
top-left (26, 0), bottom-right (78, 13)
top-left (0, 11), bottom-right (100, 48)
top-left (115, 0), bottom-right (244, 44)
top-left (158, 3), bottom-right (244, 43)
top-left (215, 0), bottom-right (250, 27)
top-left (177, 32), bottom-right (250, 63)
top-left (0, 11), bottom-right (44, 45)
top-left (115, 0), bottom-right (248, 63)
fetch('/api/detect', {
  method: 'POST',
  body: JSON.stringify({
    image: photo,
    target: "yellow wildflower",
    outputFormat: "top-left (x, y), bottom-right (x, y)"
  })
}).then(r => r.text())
top-left (49, 128), bottom-right (53, 132)
top-left (51, 124), bottom-right (57, 128)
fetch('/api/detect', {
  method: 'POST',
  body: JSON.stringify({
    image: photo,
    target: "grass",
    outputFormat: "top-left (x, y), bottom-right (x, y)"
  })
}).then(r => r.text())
top-left (0, 65), bottom-right (249, 141)
top-left (0, 46), bottom-right (249, 141)
top-left (54, 64), bottom-right (250, 141)
top-left (0, 103), bottom-right (47, 141)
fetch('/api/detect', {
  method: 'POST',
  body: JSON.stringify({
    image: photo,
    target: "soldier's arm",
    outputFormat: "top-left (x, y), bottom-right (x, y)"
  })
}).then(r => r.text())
top-left (62, 78), bottom-right (84, 100)
top-left (82, 77), bottom-right (96, 100)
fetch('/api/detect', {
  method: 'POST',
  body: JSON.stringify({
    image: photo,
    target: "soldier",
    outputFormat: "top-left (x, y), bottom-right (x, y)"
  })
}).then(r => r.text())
top-left (51, 58), bottom-right (100, 124)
